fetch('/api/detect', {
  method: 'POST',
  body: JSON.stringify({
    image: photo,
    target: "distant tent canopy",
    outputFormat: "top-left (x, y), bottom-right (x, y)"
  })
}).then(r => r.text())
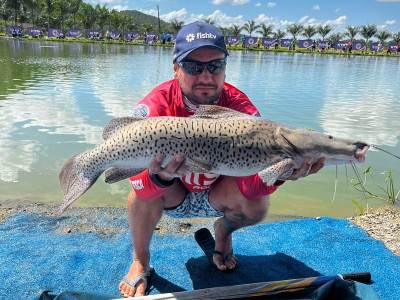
top-left (225, 36), bottom-right (240, 46)
top-left (48, 28), bottom-right (63, 38)
top-left (298, 40), bottom-right (313, 49)
top-left (28, 27), bottom-right (43, 37)
top-left (145, 33), bottom-right (158, 42)
top-left (87, 29), bottom-right (101, 39)
top-left (318, 41), bottom-right (330, 49)
top-left (244, 37), bottom-right (257, 46)
top-left (281, 39), bottom-right (293, 48)
top-left (262, 38), bottom-right (279, 47)
top-left (67, 29), bottom-right (82, 38)
top-left (125, 31), bottom-right (140, 41)
top-left (7, 26), bottom-right (23, 35)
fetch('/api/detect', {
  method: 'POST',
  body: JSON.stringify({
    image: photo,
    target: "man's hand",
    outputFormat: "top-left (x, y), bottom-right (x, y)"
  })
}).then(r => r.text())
top-left (149, 154), bottom-right (189, 182)
top-left (285, 157), bottom-right (326, 181)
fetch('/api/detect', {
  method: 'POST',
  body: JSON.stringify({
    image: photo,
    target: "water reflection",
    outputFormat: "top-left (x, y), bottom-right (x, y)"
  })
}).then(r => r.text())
top-left (0, 39), bottom-right (399, 215)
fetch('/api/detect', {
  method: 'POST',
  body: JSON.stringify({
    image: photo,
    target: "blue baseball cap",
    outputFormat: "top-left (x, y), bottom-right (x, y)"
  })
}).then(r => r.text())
top-left (173, 22), bottom-right (229, 62)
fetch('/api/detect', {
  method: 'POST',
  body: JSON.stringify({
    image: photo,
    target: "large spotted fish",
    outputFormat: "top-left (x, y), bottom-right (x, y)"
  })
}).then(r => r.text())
top-left (57, 105), bottom-right (369, 217)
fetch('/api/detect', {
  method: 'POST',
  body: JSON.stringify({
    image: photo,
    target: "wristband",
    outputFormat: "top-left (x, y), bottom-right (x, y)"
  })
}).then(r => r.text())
top-left (236, 175), bottom-right (284, 200)
top-left (129, 169), bottom-right (170, 201)
top-left (148, 171), bottom-right (176, 188)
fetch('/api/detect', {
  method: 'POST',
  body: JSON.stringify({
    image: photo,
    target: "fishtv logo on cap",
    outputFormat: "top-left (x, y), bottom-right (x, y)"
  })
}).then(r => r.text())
top-left (186, 32), bottom-right (217, 43)
top-left (173, 21), bottom-right (229, 62)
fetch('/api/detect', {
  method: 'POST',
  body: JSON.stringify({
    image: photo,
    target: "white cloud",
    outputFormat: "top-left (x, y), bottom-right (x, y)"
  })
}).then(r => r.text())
top-left (159, 8), bottom-right (188, 22)
top-left (298, 16), bottom-right (309, 23)
top-left (312, 5), bottom-right (320, 10)
top-left (255, 2), bottom-right (262, 7)
top-left (334, 8), bottom-right (341, 13)
top-left (385, 20), bottom-right (396, 25)
top-left (267, 2), bottom-right (277, 8)
top-left (111, 5), bottom-right (128, 11)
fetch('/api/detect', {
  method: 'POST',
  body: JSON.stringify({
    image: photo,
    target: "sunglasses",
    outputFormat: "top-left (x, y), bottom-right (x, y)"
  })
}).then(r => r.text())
top-left (177, 58), bottom-right (227, 76)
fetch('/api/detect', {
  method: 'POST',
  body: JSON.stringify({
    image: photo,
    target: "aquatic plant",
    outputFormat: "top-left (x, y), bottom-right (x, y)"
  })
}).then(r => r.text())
top-left (352, 166), bottom-right (399, 215)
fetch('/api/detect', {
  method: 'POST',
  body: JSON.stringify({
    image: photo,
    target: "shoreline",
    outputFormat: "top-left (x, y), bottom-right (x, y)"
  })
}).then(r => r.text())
top-left (1, 203), bottom-right (399, 257)
top-left (1, 36), bottom-right (399, 58)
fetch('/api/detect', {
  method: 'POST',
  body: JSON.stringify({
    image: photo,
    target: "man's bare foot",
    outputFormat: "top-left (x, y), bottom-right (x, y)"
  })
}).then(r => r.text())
top-left (213, 218), bottom-right (238, 271)
top-left (119, 259), bottom-right (150, 297)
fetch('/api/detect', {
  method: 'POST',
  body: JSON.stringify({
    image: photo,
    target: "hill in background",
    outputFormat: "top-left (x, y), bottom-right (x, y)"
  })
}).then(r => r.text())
top-left (122, 10), bottom-right (171, 32)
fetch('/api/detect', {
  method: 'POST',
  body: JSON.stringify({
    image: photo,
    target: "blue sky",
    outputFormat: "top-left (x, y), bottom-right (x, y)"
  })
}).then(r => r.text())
top-left (86, 0), bottom-right (400, 35)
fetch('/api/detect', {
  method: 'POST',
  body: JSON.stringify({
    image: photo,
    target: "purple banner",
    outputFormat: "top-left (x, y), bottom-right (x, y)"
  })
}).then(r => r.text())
top-left (244, 37), bottom-right (257, 46)
top-left (334, 41), bottom-right (347, 50)
top-left (145, 33), bottom-right (159, 42)
top-left (298, 40), bottom-right (313, 49)
top-left (352, 42), bottom-right (366, 51)
top-left (370, 43), bottom-right (379, 51)
top-left (280, 39), bottom-right (292, 47)
top-left (28, 27), bottom-right (43, 37)
top-left (387, 44), bottom-right (398, 52)
top-left (225, 36), bottom-right (240, 46)
top-left (48, 28), bottom-right (63, 37)
top-left (87, 29), bottom-right (102, 39)
top-left (318, 41), bottom-right (331, 49)
top-left (67, 29), bottom-right (82, 38)
top-left (7, 26), bottom-right (23, 35)
top-left (262, 38), bottom-right (278, 47)
top-left (125, 31), bottom-right (140, 41)
top-left (109, 30), bottom-right (120, 39)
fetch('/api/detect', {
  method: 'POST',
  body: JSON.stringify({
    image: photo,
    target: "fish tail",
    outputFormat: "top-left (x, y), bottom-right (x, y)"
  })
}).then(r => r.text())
top-left (56, 152), bottom-right (103, 218)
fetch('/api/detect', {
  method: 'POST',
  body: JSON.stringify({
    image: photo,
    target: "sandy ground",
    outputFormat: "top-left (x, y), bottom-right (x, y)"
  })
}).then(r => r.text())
top-left (348, 206), bottom-right (400, 257)
top-left (1, 204), bottom-right (399, 257)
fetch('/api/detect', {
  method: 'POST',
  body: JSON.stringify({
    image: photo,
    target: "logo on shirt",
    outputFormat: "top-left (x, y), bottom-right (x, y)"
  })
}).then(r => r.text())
top-left (131, 179), bottom-right (144, 190)
top-left (132, 104), bottom-right (150, 117)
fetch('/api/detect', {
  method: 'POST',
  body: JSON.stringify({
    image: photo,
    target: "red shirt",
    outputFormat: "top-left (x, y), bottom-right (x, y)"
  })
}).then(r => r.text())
top-left (130, 79), bottom-right (280, 198)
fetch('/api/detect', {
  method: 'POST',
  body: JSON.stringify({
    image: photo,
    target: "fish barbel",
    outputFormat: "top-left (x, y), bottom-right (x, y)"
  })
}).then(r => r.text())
top-left (57, 105), bottom-right (369, 217)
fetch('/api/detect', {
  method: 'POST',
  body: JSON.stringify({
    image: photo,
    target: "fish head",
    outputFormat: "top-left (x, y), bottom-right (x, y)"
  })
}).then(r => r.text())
top-left (274, 126), bottom-right (369, 167)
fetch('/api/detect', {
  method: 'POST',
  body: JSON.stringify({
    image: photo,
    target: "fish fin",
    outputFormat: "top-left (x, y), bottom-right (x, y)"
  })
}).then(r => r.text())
top-left (105, 167), bottom-right (146, 184)
top-left (258, 158), bottom-right (295, 186)
top-left (191, 105), bottom-right (256, 119)
top-left (57, 153), bottom-right (103, 218)
top-left (102, 117), bottom-right (145, 140)
top-left (186, 157), bottom-right (213, 173)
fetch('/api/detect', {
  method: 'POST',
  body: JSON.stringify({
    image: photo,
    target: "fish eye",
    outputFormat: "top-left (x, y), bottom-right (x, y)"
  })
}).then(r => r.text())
top-left (328, 135), bottom-right (333, 139)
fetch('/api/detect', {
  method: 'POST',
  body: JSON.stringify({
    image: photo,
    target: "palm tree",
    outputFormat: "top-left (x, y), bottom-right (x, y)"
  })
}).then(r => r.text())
top-left (95, 3), bottom-right (108, 33)
top-left (43, 0), bottom-right (56, 29)
top-left (317, 25), bottom-right (332, 40)
top-left (329, 32), bottom-right (343, 43)
top-left (243, 20), bottom-right (260, 36)
top-left (218, 26), bottom-right (228, 36)
top-left (0, 1), bottom-right (13, 31)
top-left (68, 0), bottom-right (81, 29)
top-left (78, 2), bottom-right (96, 30)
top-left (344, 26), bottom-right (359, 41)
top-left (303, 25), bottom-right (317, 39)
top-left (375, 30), bottom-right (392, 44)
top-left (273, 29), bottom-right (286, 39)
top-left (4, 0), bottom-right (21, 25)
top-left (256, 23), bottom-right (274, 38)
top-left (286, 23), bottom-right (303, 40)
top-left (203, 17), bottom-right (214, 25)
top-left (141, 22), bottom-right (154, 33)
top-left (170, 19), bottom-right (184, 33)
top-left (392, 32), bottom-right (400, 44)
top-left (229, 24), bottom-right (242, 36)
top-left (359, 24), bottom-right (377, 45)
top-left (57, 0), bottom-right (69, 30)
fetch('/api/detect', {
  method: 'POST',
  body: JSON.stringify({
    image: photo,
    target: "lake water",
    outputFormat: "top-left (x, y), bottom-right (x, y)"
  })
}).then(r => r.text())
top-left (1, 39), bottom-right (399, 218)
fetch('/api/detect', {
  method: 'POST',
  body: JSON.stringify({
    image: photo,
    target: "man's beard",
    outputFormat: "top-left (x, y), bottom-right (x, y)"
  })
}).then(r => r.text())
top-left (182, 84), bottom-right (221, 105)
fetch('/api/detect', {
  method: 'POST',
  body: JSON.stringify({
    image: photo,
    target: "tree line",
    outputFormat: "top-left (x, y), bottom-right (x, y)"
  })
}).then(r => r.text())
top-left (1, 0), bottom-right (399, 46)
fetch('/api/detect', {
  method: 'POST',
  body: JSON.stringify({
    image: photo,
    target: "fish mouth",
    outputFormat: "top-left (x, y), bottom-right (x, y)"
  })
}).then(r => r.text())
top-left (354, 143), bottom-right (370, 163)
